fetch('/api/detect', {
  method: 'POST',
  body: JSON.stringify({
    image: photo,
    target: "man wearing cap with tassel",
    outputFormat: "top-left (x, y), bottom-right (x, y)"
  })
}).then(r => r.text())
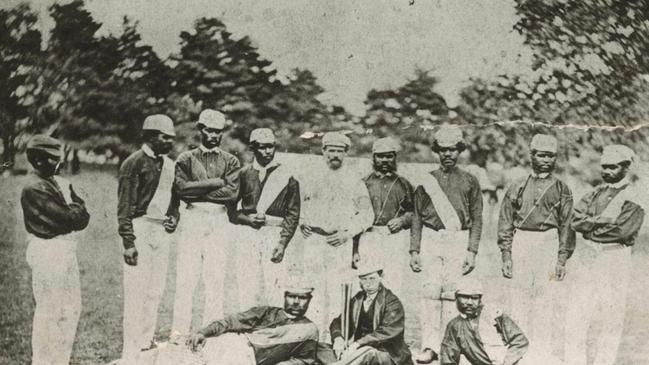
top-left (299, 131), bottom-right (374, 343)
top-left (172, 109), bottom-right (241, 335)
top-left (186, 284), bottom-right (318, 365)
top-left (440, 278), bottom-right (530, 365)
top-left (117, 115), bottom-right (179, 363)
top-left (496, 134), bottom-right (575, 360)
top-left (409, 124), bottom-right (483, 364)
top-left (324, 256), bottom-right (413, 365)
top-left (354, 137), bottom-right (414, 295)
top-left (564, 145), bottom-right (645, 365)
top-left (228, 128), bottom-right (300, 310)
top-left (21, 135), bottom-right (90, 365)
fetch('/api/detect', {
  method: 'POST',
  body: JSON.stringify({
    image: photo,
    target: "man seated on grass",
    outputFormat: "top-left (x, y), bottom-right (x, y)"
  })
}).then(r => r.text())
top-left (186, 284), bottom-right (319, 365)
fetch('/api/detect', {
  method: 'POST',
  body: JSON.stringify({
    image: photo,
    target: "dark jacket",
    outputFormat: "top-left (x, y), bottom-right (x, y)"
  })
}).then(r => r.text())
top-left (330, 285), bottom-right (413, 365)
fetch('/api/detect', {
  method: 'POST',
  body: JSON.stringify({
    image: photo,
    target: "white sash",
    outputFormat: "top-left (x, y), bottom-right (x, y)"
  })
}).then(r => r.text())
top-left (479, 307), bottom-right (508, 365)
top-left (256, 164), bottom-right (292, 215)
top-left (418, 174), bottom-right (462, 231)
top-left (52, 175), bottom-right (73, 204)
top-left (146, 156), bottom-right (175, 220)
top-left (601, 184), bottom-right (636, 219)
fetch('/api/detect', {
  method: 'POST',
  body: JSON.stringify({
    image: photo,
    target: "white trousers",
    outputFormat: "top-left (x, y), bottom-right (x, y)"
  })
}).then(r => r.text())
top-left (564, 243), bottom-right (631, 365)
top-left (300, 234), bottom-right (355, 343)
top-left (418, 230), bottom-right (469, 351)
top-left (26, 235), bottom-right (81, 365)
top-left (509, 229), bottom-right (562, 359)
top-left (172, 205), bottom-right (231, 334)
top-left (234, 225), bottom-right (287, 310)
top-left (357, 227), bottom-right (409, 295)
top-left (122, 217), bottom-right (172, 363)
top-left (202, 333), bottom-right (256, 365)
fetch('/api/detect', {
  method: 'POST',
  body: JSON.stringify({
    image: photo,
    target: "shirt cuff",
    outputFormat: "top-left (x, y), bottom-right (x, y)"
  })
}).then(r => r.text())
top-left (557, 252), bottom-right (569, 266)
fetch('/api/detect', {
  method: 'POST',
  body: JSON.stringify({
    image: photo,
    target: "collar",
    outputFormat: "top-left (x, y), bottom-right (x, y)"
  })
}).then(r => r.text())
top-left (199, 144), bottom-right (221, 154)
top-left (253, 159), bottom-right (278, 171)
top-left (605, 177), bottom-right (630, 190)
top-left (141, 144), bottom-right (158, 158)
top-left (282, 310), bottom-right (297, 319)
top-left (364, 291), bottom-right (379, 302)
top-left (532, 172), bottom-right (551, 179)
top-left (438, 166), bottom-right (458, 174)
top-left (373, 170), bottom-right (396, 178)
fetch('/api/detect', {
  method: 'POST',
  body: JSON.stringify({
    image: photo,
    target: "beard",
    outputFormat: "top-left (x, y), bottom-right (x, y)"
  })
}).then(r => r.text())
top-left (373, 160), bottom-right (396, 173)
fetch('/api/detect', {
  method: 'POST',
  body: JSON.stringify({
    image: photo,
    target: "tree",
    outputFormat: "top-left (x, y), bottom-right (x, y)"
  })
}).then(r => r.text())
top-left (0, 2), bottom-right (41, 168)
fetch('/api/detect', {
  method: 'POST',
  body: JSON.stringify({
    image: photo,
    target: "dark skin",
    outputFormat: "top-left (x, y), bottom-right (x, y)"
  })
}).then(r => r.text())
top-left (187, 292), bottom-right (312, 351)
top-left (602, 162), bottom-right (629, 184)
top-left (502, 149), bottom-right (565, 280)
top-left (244, 141), bottom-right (285, 263)
top-left (200, 126), bottom-right (224, 149)
top-left (123, 131), bottom-right (176, 266)
top-left (455, 294), bottom-right (482, 319)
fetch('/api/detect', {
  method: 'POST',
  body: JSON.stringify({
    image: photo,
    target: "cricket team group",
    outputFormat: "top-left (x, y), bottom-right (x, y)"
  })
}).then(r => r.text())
top-left (20, 109), bottom-right (645, 365)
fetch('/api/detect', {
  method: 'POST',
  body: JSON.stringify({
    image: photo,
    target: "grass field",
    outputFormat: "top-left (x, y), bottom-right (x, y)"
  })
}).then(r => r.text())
top-left (1, 167), bottom-right (649, 364)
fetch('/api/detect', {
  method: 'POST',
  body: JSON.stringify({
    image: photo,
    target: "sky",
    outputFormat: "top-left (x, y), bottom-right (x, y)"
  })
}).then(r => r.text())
top-left (13, 0), bottom-right (534, 115)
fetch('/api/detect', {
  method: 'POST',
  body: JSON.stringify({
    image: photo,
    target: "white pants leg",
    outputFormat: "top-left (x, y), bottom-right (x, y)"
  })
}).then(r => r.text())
top-left (201, 212), bottom-right (230, 326)
top-left (419, 230), bottom-right (468, 351)
top-left (27, 236), bottom-right (81, 365)
top-left (202, 333), bottom-right (256, 365)
top-left (172, 204), bottom-right (230, 334)
top-left (565, 244), bottom-right (631, 365)
top-left (258, 226), bottom-right (287, 307)
top-left (122, 218), bottom-right (171, 362)
top-left (357, 228), bottom-right (409, 296)
top-left (509, 230), bottom-right (559, 358)
top-left (302, 234), bottom-right (354, 343)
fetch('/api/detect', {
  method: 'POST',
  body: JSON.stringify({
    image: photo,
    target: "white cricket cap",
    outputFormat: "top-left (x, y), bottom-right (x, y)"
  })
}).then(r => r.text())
top-left (601, 144), bottom-right (635, 165)
top-left (455, 277), bottom-right (484, 296)
top-left (530, 134), bottom-right (558, 153)
top-left (142, 114), bottom-right (176, 136)
top-left (197, 109), bottom-right (228, 130)
top-left (372, 137), bottom-right (400, 154)
top-left (434, 124), bottom-right (463, 148)
top-left (249, 128), bottom-right (276, 144)
top-left (322, 132), bottom-right (351, 149)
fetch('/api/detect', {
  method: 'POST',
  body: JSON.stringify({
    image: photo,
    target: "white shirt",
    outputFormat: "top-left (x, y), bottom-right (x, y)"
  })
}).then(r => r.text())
top-left (253, 159), bottom-right (278, 182)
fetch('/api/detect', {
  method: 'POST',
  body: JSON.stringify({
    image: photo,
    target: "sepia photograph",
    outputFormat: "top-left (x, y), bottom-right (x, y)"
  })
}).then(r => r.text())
top-left (1, 0), bottom-right (649, 364)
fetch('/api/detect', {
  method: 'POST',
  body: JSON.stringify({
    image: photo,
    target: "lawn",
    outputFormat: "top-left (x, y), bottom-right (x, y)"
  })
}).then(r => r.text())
top-left (1, 167), bottom-right (648, 364)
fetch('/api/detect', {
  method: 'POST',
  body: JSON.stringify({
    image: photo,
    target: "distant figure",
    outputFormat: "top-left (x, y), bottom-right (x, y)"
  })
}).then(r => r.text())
top-left (565, 145), bottom-right (645, 365)
top-left (355, 137), bottom-right (415, 295)
top-left (497, 134), bottom-right (575, 363)
top-left (440, 278), bottom-right (530, 365)
top-left (186, 285), bottom-right (319, 365)
top-left (21, 135), bottom-right (90, 365)
top-left (409, 124), bottom-right (483, 364)
top-left (228, 128), bottom-right (301, 309)
top-left (323, 260), bottom-right (413, 365)
top-left (117, 115), bottom-right (179, 364)
top-left (171, 109), bottom-right (240, 335)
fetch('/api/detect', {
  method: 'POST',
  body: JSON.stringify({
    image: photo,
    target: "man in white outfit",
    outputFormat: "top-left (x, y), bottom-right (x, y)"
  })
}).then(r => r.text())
top-left (171, 109), bottom-right (240, 335)
top-left (299, 131), bottom-right (374, 343)
top-left (21, 135), bottom-right (90, 365)
top-left (117, 115), bottom-right (179, 363)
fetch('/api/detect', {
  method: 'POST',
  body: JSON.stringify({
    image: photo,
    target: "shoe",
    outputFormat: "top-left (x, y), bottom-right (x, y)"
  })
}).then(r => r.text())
top-left (415, 348), bottom-right (439, 364)
top-left (140, 340), bottom-right (158, 352)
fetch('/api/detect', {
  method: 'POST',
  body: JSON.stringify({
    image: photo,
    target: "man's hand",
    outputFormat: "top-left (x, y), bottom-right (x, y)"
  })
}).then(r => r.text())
top-left (386, 218), bottom-right (402, 233)
top-left (554, 263), bottom-right (567, 281)
top-left (409, 251), bottom-right (422, 272)
top-left (333, 337), bottom-right (346, 360)
top-left (501, 251), bottom-right (513, 279)
top-left (352, 252), bottom-right (361, 269)
top-left (186, 333), bottom-right (206, 352)
top-left (124, 247), bottom-right (138, 266)
top-left (163, 215), bottom-right (178, 233)
top-left (326, 231), bottom-right (348, 247)
top-left (248, 213), bottom-right (266, 229)
top-left (462, 251), bottom-right (476, 275)
top-left (271, 244), bottom-right (286, 263)
top-left (300, 224), bottom-right (313, 238)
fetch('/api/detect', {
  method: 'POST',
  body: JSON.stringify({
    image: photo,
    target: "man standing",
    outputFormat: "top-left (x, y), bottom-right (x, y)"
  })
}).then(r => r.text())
top-left (117, 115), bottom-right (179, 363)
top-left (172, 109), bottom-right (241, 335)
top-left (355, 137), bottom-right (414, 294)
top-left (440, 278), bottom-right (529, 365)
top-left (186, 285), bottom-right (319, 365)
top-left (228, 128), bottom-right (300, 310)
top-left (496, 134), bottom-right (575, 358)
top-left (409, 124), bottom-right (483, 363)
top-left (299, 131), bottom-right (373, 342)
top-left (565, 145), bottom-right (645, 365)
top-left (21, 135), bottom-right (90, 365)
top-left (325, 261), bottom-right (413, 365)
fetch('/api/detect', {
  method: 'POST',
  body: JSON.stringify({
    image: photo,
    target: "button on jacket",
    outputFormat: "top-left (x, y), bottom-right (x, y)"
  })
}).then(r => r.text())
top-left (363, 172), bottom-right (414, 227)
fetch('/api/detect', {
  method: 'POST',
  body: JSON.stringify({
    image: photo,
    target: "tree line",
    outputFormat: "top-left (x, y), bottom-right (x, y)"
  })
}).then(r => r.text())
top-left (1, 0), bottom-right (648, 173)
